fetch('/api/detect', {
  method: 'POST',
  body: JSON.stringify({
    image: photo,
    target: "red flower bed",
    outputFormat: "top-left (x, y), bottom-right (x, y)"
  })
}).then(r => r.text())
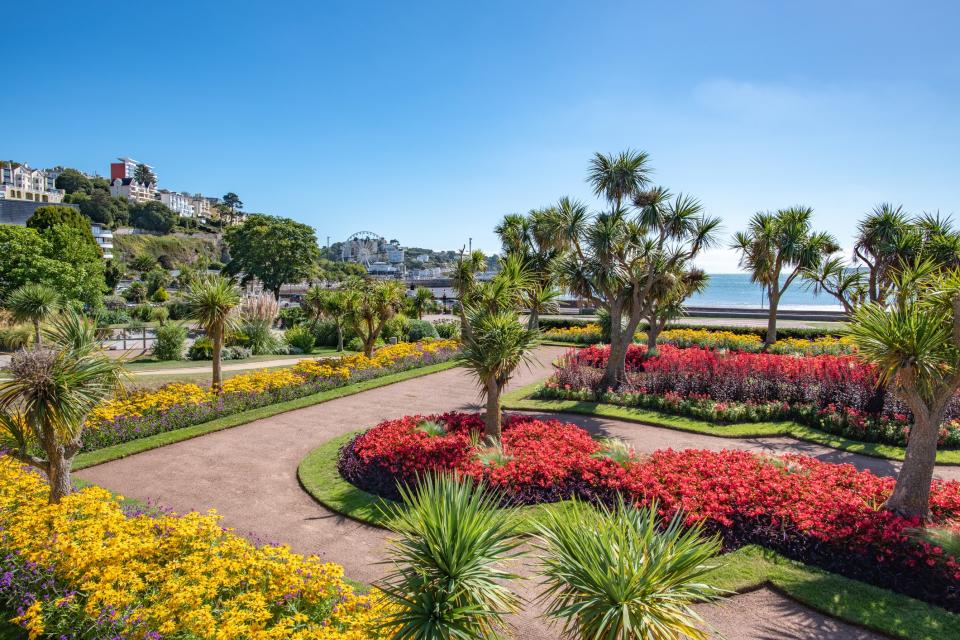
top-left (338, 412), bottom-right (960, 610)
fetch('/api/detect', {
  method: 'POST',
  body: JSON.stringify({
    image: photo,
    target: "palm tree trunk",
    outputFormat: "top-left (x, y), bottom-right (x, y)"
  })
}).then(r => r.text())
top-left (336, 325), bottom-right (344, 352)
top-left (527, 308), bottom-right (539, 332)
top-left (765, 288), bottom-right (779, 347)
top-left (34, 319), bottom-right (42, 346)
top-left (46, 447), bottom-right (72, 504)
top-left (884, 413), bottom-right (940, 518)
top-left (212, 333), bottom-right (223, 391)
top-left (484, 380), bottom-right (502, 445)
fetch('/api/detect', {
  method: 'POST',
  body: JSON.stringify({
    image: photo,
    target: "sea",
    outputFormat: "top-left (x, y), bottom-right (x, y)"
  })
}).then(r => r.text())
top-left (688, 273), bottom-right (842, 310)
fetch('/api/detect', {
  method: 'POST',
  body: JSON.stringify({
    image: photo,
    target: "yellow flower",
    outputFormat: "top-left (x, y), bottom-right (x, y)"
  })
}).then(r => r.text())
top-left (0, 458), bottom-right (388, 639)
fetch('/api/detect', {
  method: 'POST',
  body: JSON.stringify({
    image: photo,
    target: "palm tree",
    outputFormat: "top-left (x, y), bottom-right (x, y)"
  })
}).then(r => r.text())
top-left (410, 286), bottom-right (434, 320)
top-left (535, 498), bottom-right (723, 639)
top-left (452, 248), bottom-right (487, 341)
top-left (0, 310), bottom-right (124, 503)
top-left (376, 474), bottom-right (522, 639)
top-left (848, 264), bottom-right (960, 518)
top-left (731, 207), bottom-right (839, 346)
top-left (587, 150), bottom-right (652, 211)
top-left (183, 274), bottom-right (241, 390)
top-left (458, 259), bottom-right (538, 443)
top-left (303, 286), bottom-right (351, 352)
top-left (644, 267), bottom-right (709, 353)
top-left (7, 284), bottom-right (61, 345)
top-left (344, 278), bottom-right (405, 357)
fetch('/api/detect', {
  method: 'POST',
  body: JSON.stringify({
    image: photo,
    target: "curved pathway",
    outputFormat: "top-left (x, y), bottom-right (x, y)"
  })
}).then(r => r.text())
top-left (79, 344), bottom-right (932, 639)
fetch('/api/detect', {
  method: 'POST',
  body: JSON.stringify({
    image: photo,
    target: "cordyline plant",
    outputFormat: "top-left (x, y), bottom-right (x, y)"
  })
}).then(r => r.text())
top-left (0, 310), bottom-right (124, 503)
top-left (343, 277), bottom-right (405, 357)
top-left (848, 261), bottom-right (960, 518)
top-left (184, 274), bottom-right (241, 390)
top-left (376, 473), bottom-right (522, 640)
top-left (555, 152), bottom-right (721, 388)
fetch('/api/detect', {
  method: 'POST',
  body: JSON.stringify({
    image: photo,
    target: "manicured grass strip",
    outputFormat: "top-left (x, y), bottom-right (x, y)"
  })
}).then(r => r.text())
top-left (0, 620), bottom-right (25, 640)
top-left (501, 382), bottom-right (960, 465)
top-left (707, 545), bottom-right (960, 640)
top-left (74, 360), bottom-right (460, 470)
top-left (299, 431), bottom-right (960, 640)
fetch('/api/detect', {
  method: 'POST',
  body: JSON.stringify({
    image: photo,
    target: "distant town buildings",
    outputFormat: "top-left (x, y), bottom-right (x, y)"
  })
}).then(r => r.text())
top-left (0, 162), bottom-right (64, 203)
top-left (90, 222), bottom-right (114, 260)
top-left (158, 189), bottom-right (195, 218)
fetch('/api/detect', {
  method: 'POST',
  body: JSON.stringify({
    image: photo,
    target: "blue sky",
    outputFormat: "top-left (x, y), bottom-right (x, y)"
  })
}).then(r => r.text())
top-left (5, 1), bottom-right (959, 271)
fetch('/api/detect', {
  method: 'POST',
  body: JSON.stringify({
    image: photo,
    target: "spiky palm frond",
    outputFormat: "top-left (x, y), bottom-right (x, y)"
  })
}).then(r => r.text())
top-left (588, 150), bottom-right (652, 208)
top-left (183, 274), bottom-right (242, 336)
top-left (377, 474), bottom-right (522, 640)
top-left (535, 498), bottom-right (724, 640)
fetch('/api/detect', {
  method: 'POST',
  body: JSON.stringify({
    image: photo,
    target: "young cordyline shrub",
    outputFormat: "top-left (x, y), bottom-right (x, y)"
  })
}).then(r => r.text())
top-left (239, 293), bottom-right (281, 355)
top-left (415, 419), bottom-right (447, 437)
top-left (591, 437), bottom-right (636, 467)
top-left (376, 473), bottom-right (522, 639)
top-left (534, 498), bottom-right (725, 640)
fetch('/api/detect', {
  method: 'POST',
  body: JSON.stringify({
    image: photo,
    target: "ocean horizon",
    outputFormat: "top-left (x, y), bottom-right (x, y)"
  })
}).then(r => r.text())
top-left (688, 273), bottom-right (843, 310)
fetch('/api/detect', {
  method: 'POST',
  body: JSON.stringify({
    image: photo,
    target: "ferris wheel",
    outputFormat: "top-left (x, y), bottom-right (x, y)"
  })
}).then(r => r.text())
top-left (344, 231), bottom-right (384, 267)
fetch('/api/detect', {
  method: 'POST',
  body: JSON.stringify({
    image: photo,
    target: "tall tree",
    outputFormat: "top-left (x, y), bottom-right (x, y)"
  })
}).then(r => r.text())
top-left (0, 311), bottom-right (124, 503)
top-left (451, 248), bottom-right (487, 341)
top-left (343, 278), bottom-right (404, 357)
top-left (184, 274), bottom-right (241, 390)
top-left (54, 168), bottom-right (93, 195)
top-left (731, 207), bottom-right (838, 346)
top-left (222, 192), bottom-right (243, 213)
top-left (130, 201), bottom-right (178, 233)
top-left (557, 186), bottom-right (720, 388)
top-left (224, 215), bottom-right (320, 299)
top-left (27, 206), bottom-right (94, 244)
top-left (409, 286), bottom-right (433, 320)
top-left (133, 163), bottom-right (156, 185)
top-left (587, 150), bottom-right (652, 212)
top-left (643, 267), bottom-right (709, 352)
top-left (848, 264), bottom-right (960, 518)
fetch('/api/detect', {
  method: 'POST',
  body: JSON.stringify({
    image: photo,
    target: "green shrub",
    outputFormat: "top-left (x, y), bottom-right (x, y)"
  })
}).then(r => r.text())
top-left (381, 314), bottom-right (410, 342)
top-left (188, 336), bottom-right (213, 360)
top-left (152, 323), bottom-right (187, 361)
top-left (346, 336), bottom-right (382, 352)
top-left (150, 306), bottom-right (169, 324)
top-left (239, 320), bottom-right (282, 355)
top-left (227, 345), bottom-right (251, 360)
top-left (279, 307), bottom-right (305, 329)
top-left (0, 324), bottom-right (33, 351)
top-left (132, 304), bottom-right (153, 322)
top-left (151, 287), bottom-right (170, 303)
top-left (433, 319), bottom-right (461, 339)
top-left (284, 325), bottom-right (315, 352)
top-left (407, 319), bottom-right (439, 341)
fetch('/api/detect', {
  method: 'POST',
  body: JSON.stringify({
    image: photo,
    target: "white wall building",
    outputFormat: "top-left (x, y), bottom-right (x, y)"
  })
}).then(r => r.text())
top-left (0, 163), bottom-right (65, 203)
top-left (158, 190), bottom-right (196, 218)
top-left (110, 178), bottom-right (157, 204)
top-left (90, 222), bottom-right (114, 260)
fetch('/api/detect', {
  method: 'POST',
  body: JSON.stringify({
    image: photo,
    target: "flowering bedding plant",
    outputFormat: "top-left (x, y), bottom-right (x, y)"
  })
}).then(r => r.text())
top-left (0, 458), bottom-right (387, 639)
top-left (339, 412), bottom-right (960, 610)
top-left (542, 324), bottom-right (854, 355)
top-left (539, 344), bottom-right (960, 448)
top-left (80, 340), bottom-right (459, 452)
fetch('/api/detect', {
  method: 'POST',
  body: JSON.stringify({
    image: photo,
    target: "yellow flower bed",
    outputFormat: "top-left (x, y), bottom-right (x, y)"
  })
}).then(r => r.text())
top-left (0, 458), bottom-right (386, 639)
top-left (87, 339), bottom-right (459, 430)
top-left (542, 323), bottom-right (603, 342)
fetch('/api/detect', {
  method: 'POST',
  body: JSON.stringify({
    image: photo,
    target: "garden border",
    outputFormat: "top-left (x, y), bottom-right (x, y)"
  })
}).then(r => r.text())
top-left (501, 382), bottom-right (960, 465)
top-left (297, 430), bottom-right (960, 640)
top-left (73, 360), bottom-right (460, 469)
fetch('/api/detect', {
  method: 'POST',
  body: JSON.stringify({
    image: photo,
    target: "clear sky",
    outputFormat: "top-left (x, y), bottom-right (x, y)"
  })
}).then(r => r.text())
top-left (5, 1), bottom-right (958, 271)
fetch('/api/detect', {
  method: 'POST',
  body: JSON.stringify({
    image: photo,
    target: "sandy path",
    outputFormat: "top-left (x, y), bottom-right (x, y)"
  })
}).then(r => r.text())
top-left (78, 344), bottom-right (899, 639)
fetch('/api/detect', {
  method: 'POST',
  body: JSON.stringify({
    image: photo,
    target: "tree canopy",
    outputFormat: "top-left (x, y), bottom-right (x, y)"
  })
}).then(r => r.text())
top-left (130, 201), bottom-right (178, 233)
top-left (224, 214), bottom-right (320, 298)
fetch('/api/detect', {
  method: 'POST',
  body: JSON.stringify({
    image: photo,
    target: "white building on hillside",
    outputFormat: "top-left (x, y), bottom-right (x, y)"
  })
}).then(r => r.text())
top-left (90, 222), bottom-right (114, 260)
top-left (158, 190), bottom-right (195, 217)
top-left (0, 163), bottom-right (65, 203)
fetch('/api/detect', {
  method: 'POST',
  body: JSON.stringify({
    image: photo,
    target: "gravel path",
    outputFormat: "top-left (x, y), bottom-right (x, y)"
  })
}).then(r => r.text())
top-left (77, 344), bottom-right (904, 639)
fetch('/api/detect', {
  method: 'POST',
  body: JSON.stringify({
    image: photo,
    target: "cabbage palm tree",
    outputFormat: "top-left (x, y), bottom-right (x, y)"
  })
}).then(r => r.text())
top-left (344, 278), bottom-right (405, 357)
top-left (184, 274), bottom-right (241, 390)
top-left (376, 474), bottom-right (522, 639)
top-left (452, 248), bottom-right (487, 341)
top-left (587, 149), bottom-right (652, 211)
top-left (7, 283), bottom-right (61, 346)
top-left (304, 286), bottom-right (351, 351)
top-left (0, 310), bottom-right (124, 503)
top-left (410, 286), bottom-right (434, 320)
top-left (535, 498), bottom-right (723, 639)
top-left (848, 264), bottom-right (960, 518)
top-left (731, 207), bottom-right (839, 346)
top-left (459, 259), bottom-right (538, 443)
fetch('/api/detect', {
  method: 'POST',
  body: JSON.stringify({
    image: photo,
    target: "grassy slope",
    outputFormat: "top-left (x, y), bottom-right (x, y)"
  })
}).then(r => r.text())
top-left (74, 360), bottom-right (460, 470)
top-left (298, 431), bottom-right (960, 640)
top-left (501, 382), bottom-right (960, 465)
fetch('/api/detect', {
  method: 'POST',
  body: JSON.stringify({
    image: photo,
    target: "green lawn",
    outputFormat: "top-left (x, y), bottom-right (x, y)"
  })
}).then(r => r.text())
top-left (500, 382), bottom-right (960, 465)
top-left (298, 430), bottom-right (960, 640)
